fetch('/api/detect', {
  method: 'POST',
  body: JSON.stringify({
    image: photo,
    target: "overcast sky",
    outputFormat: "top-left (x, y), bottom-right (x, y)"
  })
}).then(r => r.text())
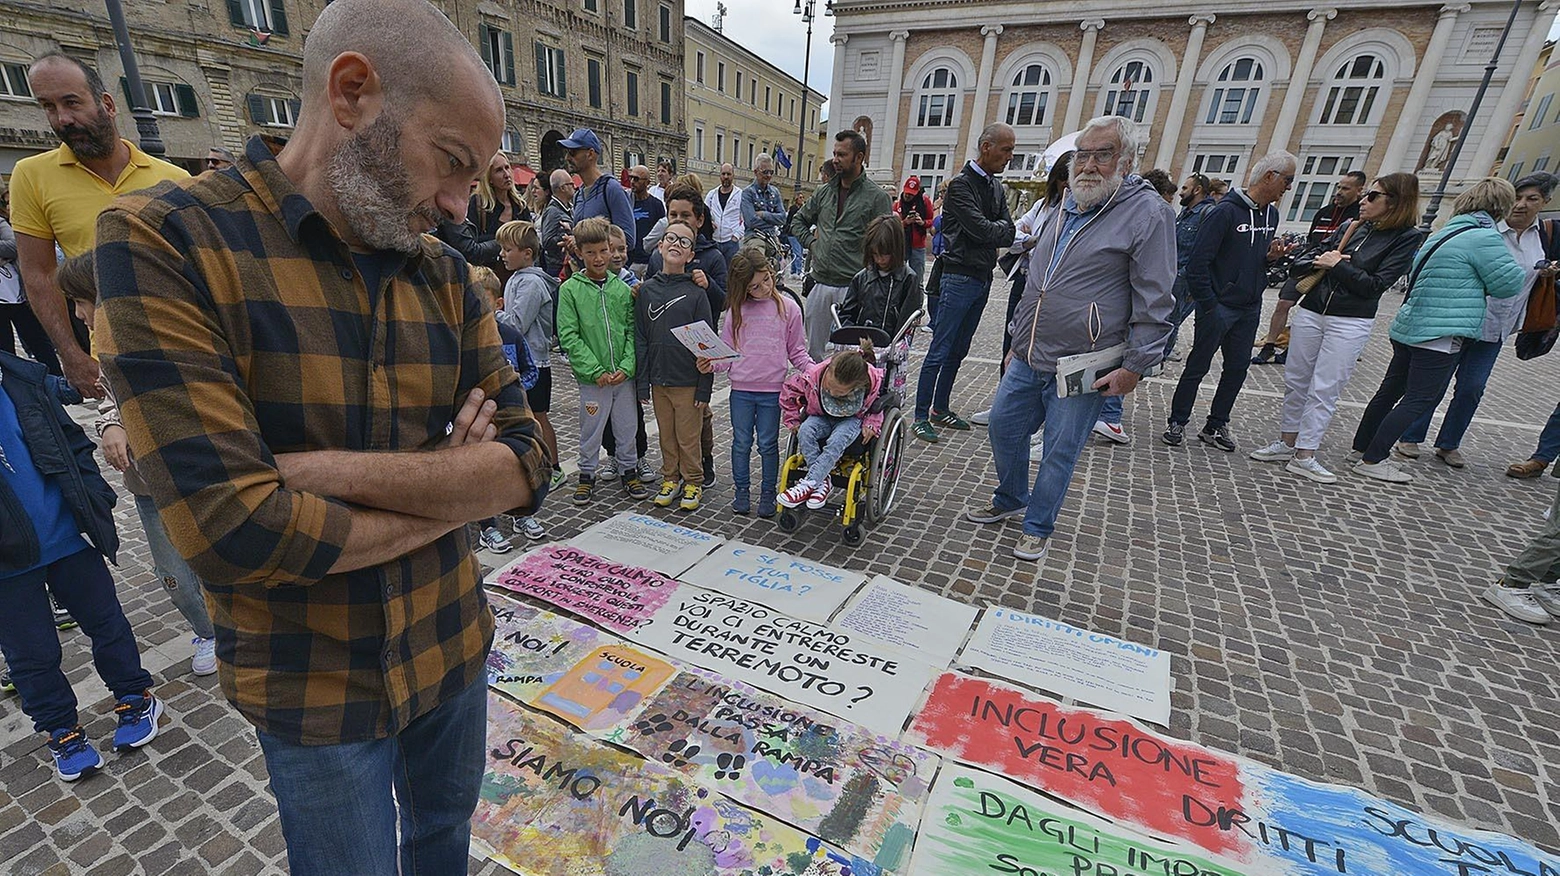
top-left (685, 0), bottom-right (838, 120)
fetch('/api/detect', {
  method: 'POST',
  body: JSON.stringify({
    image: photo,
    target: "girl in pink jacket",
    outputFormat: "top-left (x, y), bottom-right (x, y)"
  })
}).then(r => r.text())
top-left (776, 347), bottom-right (884, 510)
top-left (698, 249), bottom-right (812, 515)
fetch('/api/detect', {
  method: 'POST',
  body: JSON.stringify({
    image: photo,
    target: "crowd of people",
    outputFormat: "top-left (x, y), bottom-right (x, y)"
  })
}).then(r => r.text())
top-left (0, 0), bottom-right (1558, 870)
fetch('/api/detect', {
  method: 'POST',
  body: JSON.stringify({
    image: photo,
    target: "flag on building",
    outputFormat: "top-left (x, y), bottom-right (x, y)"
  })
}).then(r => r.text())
top-left (774, 145), bottom-right (792, 171)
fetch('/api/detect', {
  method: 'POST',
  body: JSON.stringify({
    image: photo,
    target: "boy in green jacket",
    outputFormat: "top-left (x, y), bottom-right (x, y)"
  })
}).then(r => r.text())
top-left (557, 217), bottom-right (643, 503)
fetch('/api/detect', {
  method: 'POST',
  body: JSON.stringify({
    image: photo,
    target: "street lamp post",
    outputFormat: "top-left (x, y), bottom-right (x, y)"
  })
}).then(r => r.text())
top-left (104, 0), bottom-right (166, 157)
top-left (1418, 0), bottom-right (1525, 230)
top-left (792, 0), bottom-right (817, 200)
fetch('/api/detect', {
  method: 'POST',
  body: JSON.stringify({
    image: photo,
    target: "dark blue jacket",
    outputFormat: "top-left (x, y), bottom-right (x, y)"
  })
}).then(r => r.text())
top-left (0, 351), bottom-right (118, 575)
top-left (1183, 189), bottom-right (1279, 310)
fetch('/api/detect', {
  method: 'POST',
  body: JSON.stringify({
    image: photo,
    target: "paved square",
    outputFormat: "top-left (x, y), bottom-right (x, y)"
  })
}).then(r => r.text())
top-left (2, 289), bottom-right (1557, 874)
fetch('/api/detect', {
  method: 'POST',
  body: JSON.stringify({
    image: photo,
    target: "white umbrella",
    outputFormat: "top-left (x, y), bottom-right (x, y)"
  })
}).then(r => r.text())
top-left (1041, 132), bottom-right (1080, 175)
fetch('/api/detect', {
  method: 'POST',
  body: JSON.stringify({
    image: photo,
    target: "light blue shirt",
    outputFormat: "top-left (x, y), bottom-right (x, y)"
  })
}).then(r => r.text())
top-left (1047, 190), bottom-right (1103, 276)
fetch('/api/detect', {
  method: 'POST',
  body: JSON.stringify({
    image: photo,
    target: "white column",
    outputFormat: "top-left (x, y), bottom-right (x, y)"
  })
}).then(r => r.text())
top-left (1379, 5), bottom-right (1468, 173)
top-left (1154, 14), bottom-right (1215, 171)
top-left (877, 30), bottom-right (911, 178)
top-left (828, 32), bottom-right (849, 133)
top-left (1063, 19), bottom-right (1105, 133)
top-left (965, 24), bottom-right (1004, 159)
top-left (1464, 0), bottom-right (1560, 178)
top-left (1267, 7), bottom-right (1336, 156)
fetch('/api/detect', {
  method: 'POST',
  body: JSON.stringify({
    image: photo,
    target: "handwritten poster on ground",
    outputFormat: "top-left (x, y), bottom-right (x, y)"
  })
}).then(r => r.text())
top-left (909, 764), bottom-right (1248, 876)
top-left (493, 544), bottom-right (679, 632)
top-left (906, 672), bottom-right (1560, 876)
top-left (568, 511), bottom-right (724, 576)
top-left (609, 665), bottom-right (938, 870)
top-left (632, 587), bottom-right (938, 737)
top-left (487, 595), bottom-right (617, 703)
top-left (475, 693), bottom-right (883, 876)
top-left (679, 542), bottom-right (865, 623)
top-left (832, 575), bottom-right (978, 668)
top-left (958, 607), bottom-right (1173, 726)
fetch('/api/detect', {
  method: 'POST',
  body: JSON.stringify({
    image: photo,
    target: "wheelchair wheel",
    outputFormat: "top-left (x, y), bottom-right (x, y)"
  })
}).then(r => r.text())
top-left (842, 524), bottom-right (863, 546)
top-left (865, 411), bottom-right (907, 526)
top-left (778, 508), bottom-right (802, 533)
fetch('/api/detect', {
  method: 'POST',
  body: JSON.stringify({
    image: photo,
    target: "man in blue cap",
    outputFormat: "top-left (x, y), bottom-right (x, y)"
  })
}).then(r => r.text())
top-left (561, 128), bottom-right (635, 252)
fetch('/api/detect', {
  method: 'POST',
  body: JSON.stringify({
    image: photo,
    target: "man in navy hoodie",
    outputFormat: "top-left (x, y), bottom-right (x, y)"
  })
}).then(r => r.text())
top-left (1163, 151), bottom-right (1297, 451)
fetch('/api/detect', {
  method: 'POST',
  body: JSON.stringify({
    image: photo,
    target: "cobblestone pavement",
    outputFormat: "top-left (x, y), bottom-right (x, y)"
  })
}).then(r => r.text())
top-left (2, 283), bottom-right (1558, 875)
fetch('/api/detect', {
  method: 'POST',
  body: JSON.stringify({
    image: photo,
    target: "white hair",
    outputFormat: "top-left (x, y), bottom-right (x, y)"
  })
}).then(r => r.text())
top-left (1079, 115), bottom-right (1140, 173)
top-left (1250, 150), bottom-right (1298, 182)
top-left (753, 154), bottom-right (773, 173)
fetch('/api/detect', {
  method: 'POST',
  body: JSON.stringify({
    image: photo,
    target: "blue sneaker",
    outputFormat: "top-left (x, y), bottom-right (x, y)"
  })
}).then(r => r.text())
top-left (112, 691), bottom-right (164, 751)
top-left (48, 727), bottom-right (104, 782)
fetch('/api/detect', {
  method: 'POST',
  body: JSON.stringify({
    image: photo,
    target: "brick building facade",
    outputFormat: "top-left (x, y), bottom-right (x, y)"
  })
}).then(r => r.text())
top-left (827, 0), bottom-right (1558, 227)
top-left (0, 0), bottom-right (686, 179)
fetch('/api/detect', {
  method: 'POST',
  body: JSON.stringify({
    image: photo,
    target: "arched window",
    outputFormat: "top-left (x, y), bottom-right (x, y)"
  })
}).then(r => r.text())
top-left (1319, 54), bottom-right (1385, 125)
top-left (1004, 63), bottom-right (1052, 127)
top-left (1104, 60), bottom-right (1154, 123)
top-left (1205, 57), bottom-right (1264, 125)
top-left (916, 67), bottom-right (959, 128)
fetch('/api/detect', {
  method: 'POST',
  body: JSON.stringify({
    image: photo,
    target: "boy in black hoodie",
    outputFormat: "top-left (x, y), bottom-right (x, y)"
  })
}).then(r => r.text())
top-left (637, 222), bottom-right (716, 511)
top-left (1165, 152), bottom-right (1297, 451)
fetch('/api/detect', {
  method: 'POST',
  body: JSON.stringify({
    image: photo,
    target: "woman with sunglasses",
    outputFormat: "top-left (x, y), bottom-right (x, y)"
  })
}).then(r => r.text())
top-left (1249, 173), bottom-right (1424, 483)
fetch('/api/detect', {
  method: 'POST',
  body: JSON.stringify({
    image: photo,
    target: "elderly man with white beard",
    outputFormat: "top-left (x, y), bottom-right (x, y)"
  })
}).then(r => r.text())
top-left (965, 116), bottom-right (1176, 562)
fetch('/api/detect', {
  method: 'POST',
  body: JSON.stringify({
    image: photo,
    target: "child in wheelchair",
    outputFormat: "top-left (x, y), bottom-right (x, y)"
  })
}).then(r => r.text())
top-left (838, 214), bottom-right (924, 393)
top-left (777, 345), bottom-right (885, 510)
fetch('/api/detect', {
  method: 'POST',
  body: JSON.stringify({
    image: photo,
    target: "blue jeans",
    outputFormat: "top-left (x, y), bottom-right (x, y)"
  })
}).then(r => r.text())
top-left (1169, 301), bottom-right (1262, 429)
top-left (134, 494), bottom-right (216, 640)
top-left (1099, 394), bottom-right (1123, 425)
top-left (1399, 338), bottom-right (1501, 450)
top-left (798, 414), bottom-right (862, 484)
top-left (0, 547), bottom-right (154, 733)
top-left (257, 673), bottom-right (489, 876)
top-left (788, 236), bottom-right (804, 274)
top-left (915, 272), bottom-right (991, 420)
top-left (1535, 402), bottom-right (1560, 463)
top-left (907, 247), bottom-right (927, 288)
top-left (1163, 276), bottom-right (1195, 358)
top-left (730, 390), bottom-right (781, 496)
top-left (717, 239), bottom-right (740, 266)
top-left (988, 359), bottom-right (1107, 538)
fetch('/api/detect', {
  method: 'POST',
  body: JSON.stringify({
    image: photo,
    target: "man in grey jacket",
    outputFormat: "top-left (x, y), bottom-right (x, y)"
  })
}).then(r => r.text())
top-left (965, 116), bottom-right (1176, 562)
top-left (540, 169), bottom-right (575, 276)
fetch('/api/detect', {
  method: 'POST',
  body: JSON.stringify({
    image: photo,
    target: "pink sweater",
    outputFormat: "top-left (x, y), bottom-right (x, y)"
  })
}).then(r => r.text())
top-left (714, 296), bottom-right (813, 393)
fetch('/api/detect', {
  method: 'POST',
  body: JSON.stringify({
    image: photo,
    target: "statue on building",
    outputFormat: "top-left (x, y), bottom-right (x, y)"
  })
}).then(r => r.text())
top-left (1417, 111), bottom-right (1466, 174)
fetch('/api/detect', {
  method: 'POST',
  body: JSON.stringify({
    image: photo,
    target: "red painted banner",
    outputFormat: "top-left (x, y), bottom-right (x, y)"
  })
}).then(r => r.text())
top-left (905, 671), bottom-right (1247, 856)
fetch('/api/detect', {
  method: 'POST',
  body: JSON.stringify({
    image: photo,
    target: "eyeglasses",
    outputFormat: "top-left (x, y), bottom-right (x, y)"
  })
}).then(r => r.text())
top-left (663, 233), bottom-right (694, 250)
top-left (629, 175), bottom-right (649, 182)
top-left (1364, 190), bottom-right (1389, 202)
top-left (1073, 148), bottom-right (1118, 167)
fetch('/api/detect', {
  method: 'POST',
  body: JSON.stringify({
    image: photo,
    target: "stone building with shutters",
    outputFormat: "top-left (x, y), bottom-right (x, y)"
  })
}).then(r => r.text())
top-left (827, 0), bottom-right (1558, 228)
top-left (0, 0), bottom-right (685, 181)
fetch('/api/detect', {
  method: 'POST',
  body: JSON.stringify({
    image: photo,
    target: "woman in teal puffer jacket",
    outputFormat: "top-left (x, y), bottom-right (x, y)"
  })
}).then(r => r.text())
top-left (1351, 178), bottom-right (1526, 483)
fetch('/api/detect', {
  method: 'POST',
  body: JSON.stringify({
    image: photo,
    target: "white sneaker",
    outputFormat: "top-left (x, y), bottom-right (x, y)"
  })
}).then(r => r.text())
top-left (518, 517), bottom-right (547, 541)
top-left (1481, 584), bottom-right (1552, 624)
top-left (191, 636), bottom-right (217, 676)
top-left (598, 457), bottom-right (619, 481)
top-left (1250, 440), bottom-right (1296, 462)
top-left (1353, 459), bottom-right (1413, 484)
top-left (1092, 421), bottom-right (1130, 445)
top-left (778, 479), bottom-right (816, 509)
top-left (1392, 441), bottom-right (1421, 459)
top-left (480, 526), bottom-right (515, 553)
top-left (1531, 584), bottom-right (1560, 618)
top-left (970, 408), bottom-right (993, 427)
top-left (1013, 534), bottom-right (1048, 561)
top-left (1166, 348), bottom-right (1184, 362)
top-left (1286, 456), bottom-right (1337, 484)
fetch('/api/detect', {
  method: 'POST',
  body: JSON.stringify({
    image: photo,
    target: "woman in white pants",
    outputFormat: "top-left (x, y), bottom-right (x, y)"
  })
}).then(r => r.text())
top-left (1250, 173), bottom-right (1424, 482)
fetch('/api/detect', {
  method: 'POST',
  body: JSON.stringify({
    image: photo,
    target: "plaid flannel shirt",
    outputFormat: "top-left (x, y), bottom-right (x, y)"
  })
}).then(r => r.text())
top-left (94, 135), bottom-right (550, 745)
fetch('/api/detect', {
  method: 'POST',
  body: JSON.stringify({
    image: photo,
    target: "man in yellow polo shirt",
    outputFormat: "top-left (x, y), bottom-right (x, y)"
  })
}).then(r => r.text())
top-left (9, 53), bottom-right (187, 398)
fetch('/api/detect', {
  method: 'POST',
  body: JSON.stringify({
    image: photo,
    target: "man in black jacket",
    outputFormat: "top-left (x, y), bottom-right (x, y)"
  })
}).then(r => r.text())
top-left (912, 123), bottom-right (1016, 443)
top-left (540, 169), bottom-right (576, 276)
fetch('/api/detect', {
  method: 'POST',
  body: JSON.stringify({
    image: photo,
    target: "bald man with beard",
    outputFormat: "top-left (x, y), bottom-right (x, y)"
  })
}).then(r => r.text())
top-left (92, 0), bottom-right (551, 870)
